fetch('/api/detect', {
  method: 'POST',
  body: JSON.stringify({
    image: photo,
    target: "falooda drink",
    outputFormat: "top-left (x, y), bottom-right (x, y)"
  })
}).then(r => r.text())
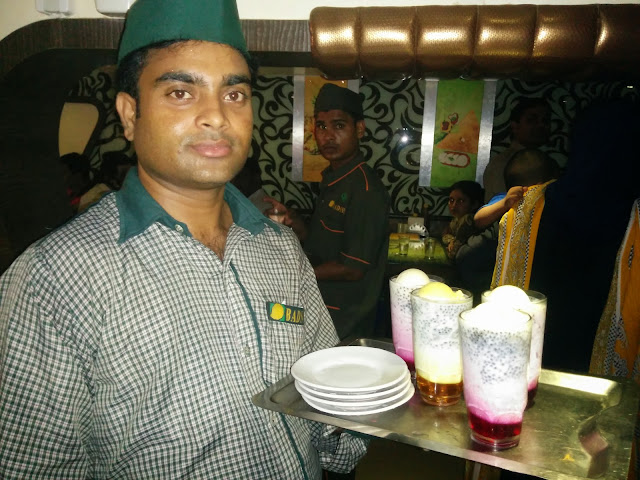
top-left (482, 286), bottom-right (547, 406)
top-left (411, 283), bottom-right (472, 406)
top-left (459, 304), bottom-right (532, 449)
top-left (389, 269), bottom-right (432, 370)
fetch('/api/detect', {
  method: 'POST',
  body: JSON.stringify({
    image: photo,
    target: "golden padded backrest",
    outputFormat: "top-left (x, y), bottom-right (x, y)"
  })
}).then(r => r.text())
top-left (309, 4), bottom-right (640, 80)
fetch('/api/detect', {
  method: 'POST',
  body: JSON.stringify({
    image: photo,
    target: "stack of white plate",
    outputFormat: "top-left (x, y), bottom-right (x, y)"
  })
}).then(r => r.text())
top-left (291, 346), bottom-right (414, 416)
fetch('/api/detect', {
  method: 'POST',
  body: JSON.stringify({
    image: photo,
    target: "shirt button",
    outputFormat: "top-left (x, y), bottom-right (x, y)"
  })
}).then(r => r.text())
top-left (175, 224), bottom-right (184, 233)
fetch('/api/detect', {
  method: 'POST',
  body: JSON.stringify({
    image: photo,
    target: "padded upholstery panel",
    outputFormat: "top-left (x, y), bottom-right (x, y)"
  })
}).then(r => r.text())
top-left (310, 5), bottom-right (640, 81)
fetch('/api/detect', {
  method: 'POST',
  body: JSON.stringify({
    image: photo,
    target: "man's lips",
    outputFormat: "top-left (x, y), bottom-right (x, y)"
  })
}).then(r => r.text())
top-left (190, 140), bottom-right (232, 158)
top-left (320, 144), bottom-right (338, 153)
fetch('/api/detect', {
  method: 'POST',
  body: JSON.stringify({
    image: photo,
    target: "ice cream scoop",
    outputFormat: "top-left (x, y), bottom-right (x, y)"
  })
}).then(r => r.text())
top-left (486, 285), bottom-right (530, 308)
top-left (415, 282), bottom-right (463, 301)
top-left (396, 268), bottom-right (430, 288)
top-left (465, 302), bottom-right (530, 329)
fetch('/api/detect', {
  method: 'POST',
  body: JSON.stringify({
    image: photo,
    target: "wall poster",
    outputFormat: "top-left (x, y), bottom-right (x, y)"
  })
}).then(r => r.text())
top-left (419, 79), bottom-right (497, 188)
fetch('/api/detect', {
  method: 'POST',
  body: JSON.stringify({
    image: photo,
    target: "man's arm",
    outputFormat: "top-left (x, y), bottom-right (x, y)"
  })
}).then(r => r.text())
top-left (295, 247), bottom-right (369, 473)
top-left (313, 260), bottom-right (364, 282)
top-left (0, 251), bottom-right (91, 479)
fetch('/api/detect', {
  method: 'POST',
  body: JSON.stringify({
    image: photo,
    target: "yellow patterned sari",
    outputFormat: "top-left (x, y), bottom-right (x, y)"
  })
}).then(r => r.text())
top-left (590, 199), bottom-right (640, 480)
top-left (491, 180), bottom-right (556, 289)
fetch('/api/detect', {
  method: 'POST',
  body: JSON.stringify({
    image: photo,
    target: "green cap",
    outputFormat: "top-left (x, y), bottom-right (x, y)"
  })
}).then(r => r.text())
top-left (314, 83), bottom-right (364, 121)
top-left (117, 0), bottom-right (249, 64)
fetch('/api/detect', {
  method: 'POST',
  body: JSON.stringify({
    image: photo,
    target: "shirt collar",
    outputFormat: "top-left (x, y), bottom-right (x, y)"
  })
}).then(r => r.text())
top-left (321, 151), bottom-right (365, 185)
top-left (116, 168), bottom-right (280, 244)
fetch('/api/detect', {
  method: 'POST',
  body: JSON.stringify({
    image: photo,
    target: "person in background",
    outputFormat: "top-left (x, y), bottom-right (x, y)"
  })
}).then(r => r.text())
top-left (456, 149), bottom-right (558, 297)
top-left (266, 83), bottom-right (390, 342)
top-left (474, 148), bottom-right (560, 230)
top-left (496, 100), bottom-right (640, 480)
top-left (483, 97), bottom-right (551, 202)
top-left (78, 151), bottom-right (136, 212)
top-left (442, 180), bottom-right (483, 260)
top-left (59, 151), bottom-right (92, 212)
top-left (590, 197), bottom-right (640, 480)
top-left (529, 99), bottom-right (640, 374)
top-left (0, 0), bottom-right (368, 478)
top-left (98, 150), bottom-right (137, 191)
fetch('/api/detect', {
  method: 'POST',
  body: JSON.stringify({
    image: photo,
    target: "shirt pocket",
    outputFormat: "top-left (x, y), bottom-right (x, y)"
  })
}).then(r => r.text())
top-left (262, 305), bottom-right (306, 384)
top-left (319, 206), bottom-right (346, 235)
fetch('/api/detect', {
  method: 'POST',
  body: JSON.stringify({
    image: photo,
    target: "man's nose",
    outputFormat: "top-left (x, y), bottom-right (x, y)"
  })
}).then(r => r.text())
top-left (196, 96), bottom-right (228, 129)
top-left (320, 127), bottom-right (335, 140)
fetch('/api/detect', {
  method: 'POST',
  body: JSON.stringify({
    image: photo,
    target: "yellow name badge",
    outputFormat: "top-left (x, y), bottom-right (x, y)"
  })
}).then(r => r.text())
top-left (267, 302), bottom-right (304, 325)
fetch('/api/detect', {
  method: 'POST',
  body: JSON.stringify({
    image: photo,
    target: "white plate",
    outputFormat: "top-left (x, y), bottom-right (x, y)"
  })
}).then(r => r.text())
top-left (298, 378), bottom-right (413, 407)
top-left (294, 367), bottom-right (408, 394)
top-left (291, 346), bottom-right (408, 392)
top-left (301, 383), bottom-right (415, 416)
top-left (294, 371), bottom-right (410, 401)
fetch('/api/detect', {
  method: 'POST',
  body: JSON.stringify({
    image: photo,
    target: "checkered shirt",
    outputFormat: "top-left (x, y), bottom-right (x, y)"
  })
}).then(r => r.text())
top-left (0, 170), bottom-right (368, 479)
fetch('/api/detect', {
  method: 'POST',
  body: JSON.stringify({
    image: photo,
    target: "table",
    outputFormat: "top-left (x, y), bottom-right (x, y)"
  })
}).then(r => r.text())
top-left (376, 236), bottom-right (460, 337)
top-left (386, 235), bottom-right (458, 283)
top-left (388, 233), bottom-right (448, 262)
top-left (253, 339), bottom-right (639, 480)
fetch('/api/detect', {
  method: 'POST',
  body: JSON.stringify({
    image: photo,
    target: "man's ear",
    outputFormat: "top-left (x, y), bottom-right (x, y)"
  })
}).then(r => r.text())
top-left (116, 92), bottom-right (137, 141)
top-left (356, 119), bottom-right (366, 139)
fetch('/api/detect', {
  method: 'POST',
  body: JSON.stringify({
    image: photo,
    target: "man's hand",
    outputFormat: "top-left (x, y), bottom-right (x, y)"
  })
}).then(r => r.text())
top-left (263, 196), bottom-right (308, 241)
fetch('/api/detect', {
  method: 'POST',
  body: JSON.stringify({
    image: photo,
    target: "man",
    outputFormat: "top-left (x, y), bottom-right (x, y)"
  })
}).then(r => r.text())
top-left (273, 84), bottom-right (390, 340)
top-left (483, 97), bottom-right (551, 202)
top-left (0, 0), bottom-right (367, 478)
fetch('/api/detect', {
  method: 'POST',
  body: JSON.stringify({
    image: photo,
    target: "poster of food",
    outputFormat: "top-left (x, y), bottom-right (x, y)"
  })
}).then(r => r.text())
top-left (302, 77), bottom-right (350, 182)
top-left (430, 79), bottom-right (485, 188)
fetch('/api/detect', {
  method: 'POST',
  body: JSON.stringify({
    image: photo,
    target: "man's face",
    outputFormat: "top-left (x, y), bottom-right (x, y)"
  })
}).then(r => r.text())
top-left (116, 41), bottom-right (253, 194)
top-left (511, 105), bottom-right (551, 148)
top-left (314, 110), bottom-right (364, 168)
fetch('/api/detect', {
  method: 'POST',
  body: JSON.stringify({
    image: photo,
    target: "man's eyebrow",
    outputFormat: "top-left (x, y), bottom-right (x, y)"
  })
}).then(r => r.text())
top-left (224, 74), bottom-right (252, 87)
top-left (154, 71), bottom-right (205, 86)
top-left (153, 72), bottom-right (251, 88)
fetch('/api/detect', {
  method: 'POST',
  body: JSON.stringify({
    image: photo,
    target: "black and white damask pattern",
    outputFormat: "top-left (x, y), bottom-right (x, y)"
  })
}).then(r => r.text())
top-left (72, 68), bottom-right (638, 217)
top-left (67, 65), bottom-right (135, 178)
top-left (250, 76), bottom-right (638, 217)
top-left (248, 76), bottom-right (317, 212)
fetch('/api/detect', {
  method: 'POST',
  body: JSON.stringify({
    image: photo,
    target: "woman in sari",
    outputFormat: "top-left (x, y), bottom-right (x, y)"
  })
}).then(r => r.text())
top-left (493, 99), bottom-right (640, 373)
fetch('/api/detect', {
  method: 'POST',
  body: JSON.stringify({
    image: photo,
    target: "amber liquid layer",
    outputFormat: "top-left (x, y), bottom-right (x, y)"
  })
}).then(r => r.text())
top-left (416, 374), bottom-right (462, 406)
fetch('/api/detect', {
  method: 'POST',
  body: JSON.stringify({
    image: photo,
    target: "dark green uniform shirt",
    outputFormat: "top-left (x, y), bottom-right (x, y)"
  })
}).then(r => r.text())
top-left (304, 153), bottom-right (390, 339)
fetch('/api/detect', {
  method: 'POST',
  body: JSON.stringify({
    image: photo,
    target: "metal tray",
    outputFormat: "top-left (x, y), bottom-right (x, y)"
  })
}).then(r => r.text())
top-left (252, 338), bottom-right (639, 479)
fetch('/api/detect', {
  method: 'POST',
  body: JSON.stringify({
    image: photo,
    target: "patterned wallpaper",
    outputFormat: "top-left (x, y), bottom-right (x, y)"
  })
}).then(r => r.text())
top-left (250, 77), bottom-right (639, 217)
top-left (70, 68), bottom-right (639, 218)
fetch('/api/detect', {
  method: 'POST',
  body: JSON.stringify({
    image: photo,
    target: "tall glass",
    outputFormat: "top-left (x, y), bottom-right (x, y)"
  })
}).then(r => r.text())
top-left (389, 274), bottom-right (444, 371)
top-left (411, 287), bottom-right (472, 406)
top-left (482, 289), bottom-right (547, 405)
top-left (459, 306), bottom-right (532, 449)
